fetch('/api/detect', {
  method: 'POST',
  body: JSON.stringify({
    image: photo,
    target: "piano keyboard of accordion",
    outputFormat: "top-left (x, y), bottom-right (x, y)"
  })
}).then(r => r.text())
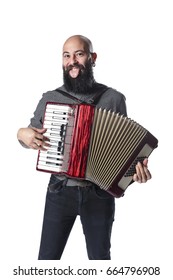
top-left (36, 102), bottom-right (158, 197)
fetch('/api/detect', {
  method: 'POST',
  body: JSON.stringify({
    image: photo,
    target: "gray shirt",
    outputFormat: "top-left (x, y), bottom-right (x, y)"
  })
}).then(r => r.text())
top-left (30, 83), bottom-right (127, 128)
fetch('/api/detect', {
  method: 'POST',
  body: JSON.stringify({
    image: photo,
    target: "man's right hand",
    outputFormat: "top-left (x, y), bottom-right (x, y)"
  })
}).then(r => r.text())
top-left (17, 127), bottom-right (50, 150)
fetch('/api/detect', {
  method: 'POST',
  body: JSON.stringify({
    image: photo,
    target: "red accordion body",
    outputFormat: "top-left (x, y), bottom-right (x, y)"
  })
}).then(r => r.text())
top-left (36, 103), bottom-right (158, 197)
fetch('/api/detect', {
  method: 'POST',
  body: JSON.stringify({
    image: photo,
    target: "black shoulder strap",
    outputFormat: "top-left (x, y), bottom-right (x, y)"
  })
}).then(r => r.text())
top-left (86, 86), bottom-right (110, 105)
top-left (55, 86), bottom-right (109, 105)
top-left (55, 89), bottom-right (83, 104)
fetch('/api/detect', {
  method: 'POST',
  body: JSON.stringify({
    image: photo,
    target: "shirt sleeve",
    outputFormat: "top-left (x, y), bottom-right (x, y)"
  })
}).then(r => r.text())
top-left (118, 94), bottom-right (128, 116)
top-left (18, 93), bottom-right (47, 148)
top-left (29, 93), bottom-right (47, 129)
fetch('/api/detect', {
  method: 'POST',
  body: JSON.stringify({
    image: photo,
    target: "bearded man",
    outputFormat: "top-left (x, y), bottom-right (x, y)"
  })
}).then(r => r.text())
top-left (17, 35), bottom-right (151, 260)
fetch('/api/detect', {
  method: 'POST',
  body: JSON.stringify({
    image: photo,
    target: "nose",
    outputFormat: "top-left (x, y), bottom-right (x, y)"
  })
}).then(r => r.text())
top-left (69, 54), bottom-right (78, 65)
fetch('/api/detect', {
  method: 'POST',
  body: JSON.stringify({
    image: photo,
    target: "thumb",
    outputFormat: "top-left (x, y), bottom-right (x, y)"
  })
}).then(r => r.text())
top-left (32, 127), bottom-right (47, 134)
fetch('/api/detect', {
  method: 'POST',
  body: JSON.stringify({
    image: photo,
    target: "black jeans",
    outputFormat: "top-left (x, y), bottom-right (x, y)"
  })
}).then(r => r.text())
top-left (38, 175), bottom-right (115, 260)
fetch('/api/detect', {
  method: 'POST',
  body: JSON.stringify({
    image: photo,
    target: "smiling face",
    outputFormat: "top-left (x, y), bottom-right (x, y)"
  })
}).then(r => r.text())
top-left (62, 35), bottom-right (97, 93)
top-left (63, 37), bottom-right (90, 78)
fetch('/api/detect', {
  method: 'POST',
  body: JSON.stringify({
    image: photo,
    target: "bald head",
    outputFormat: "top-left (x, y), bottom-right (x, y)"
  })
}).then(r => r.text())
top-left (63, 35), bottom-right (94, 54)
top-left (62, 35), bottom-right (97, 69)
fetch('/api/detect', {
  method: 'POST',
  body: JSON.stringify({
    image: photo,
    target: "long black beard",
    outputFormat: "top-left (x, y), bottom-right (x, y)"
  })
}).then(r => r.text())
top-left (63, 61), bottom-right (95, 94)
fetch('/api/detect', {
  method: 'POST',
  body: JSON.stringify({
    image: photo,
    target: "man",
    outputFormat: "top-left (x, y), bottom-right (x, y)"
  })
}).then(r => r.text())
top-left (17, 35), bottom-right (151, 260)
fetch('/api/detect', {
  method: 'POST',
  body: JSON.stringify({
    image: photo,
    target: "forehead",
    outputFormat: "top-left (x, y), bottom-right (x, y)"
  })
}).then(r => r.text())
top-left (63, 38), bottom-right (88, 53)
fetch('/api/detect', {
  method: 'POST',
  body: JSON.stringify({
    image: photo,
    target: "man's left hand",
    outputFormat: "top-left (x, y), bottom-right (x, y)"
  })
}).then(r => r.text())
top-left (133, 158), bottom-right (151, 183)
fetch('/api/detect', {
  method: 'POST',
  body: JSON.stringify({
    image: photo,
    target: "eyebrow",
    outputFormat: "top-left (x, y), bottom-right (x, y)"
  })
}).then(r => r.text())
top-left (63, 50), bottom-right (86, 55)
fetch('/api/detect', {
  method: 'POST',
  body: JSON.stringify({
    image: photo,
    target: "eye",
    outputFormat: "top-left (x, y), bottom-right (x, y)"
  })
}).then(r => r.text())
top-left (63, 53), bottom-right (70, 59)
top-left (76, 51), bottom-right (84, 57)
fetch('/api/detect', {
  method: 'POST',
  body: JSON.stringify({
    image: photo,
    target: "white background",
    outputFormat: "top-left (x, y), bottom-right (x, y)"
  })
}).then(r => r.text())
top-left (0, 0), bottom-right (172, 279)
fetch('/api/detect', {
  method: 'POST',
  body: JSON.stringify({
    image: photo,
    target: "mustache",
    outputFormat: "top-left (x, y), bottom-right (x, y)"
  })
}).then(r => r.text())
top-left (65, 63), bottom-right (85, 72)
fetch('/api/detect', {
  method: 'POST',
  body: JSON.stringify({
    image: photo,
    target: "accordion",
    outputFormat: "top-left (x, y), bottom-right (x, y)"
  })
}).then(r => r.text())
top-left (36, 102), bottom-right (158, 197)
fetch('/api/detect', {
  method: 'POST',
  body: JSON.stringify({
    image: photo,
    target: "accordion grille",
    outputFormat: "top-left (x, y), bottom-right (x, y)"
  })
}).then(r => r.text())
top-left (85, 108), bottom-right (147, 190)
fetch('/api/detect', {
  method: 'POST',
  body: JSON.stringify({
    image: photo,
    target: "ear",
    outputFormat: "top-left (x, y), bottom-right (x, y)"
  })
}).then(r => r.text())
top-left (91, 52), bottom-right (97, 63)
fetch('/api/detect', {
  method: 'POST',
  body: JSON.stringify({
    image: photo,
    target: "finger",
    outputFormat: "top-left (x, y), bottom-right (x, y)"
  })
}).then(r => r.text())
top-left (143, 158), bottom-right (148, 167)
top-left (38, 145), bottom-right (48, 151)
top-left (135, 162), bottom-right (143, 182)
top-left (138, 162), bottom-right (148, 182)
top-left (133, 173), bottom-right (140, 183)
top-left (140, 160), bottom-right (152, 182)
top-left (32, 142), bottom-right (40, 150)
top-left (35, 133), bottom-right (44, 141)
top-left (137, 162), bottom-right (152, 183)
top-left (143, 165), bottom-right (152, 180)
top-left (32, 128), bottom-right (48, 142)
top-left (35, 134), bottom-right (50, 143)
top-left (32, 141), bottom-right (48, 151)
top-left (43, 135), bottom-right (50, 142)
top-left (42, 142), bottom-right (51, 148)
